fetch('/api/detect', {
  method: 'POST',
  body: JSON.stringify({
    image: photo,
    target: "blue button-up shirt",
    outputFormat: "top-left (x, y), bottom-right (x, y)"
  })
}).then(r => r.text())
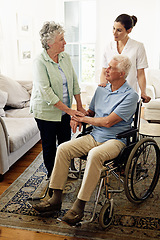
top-left (89, 82), bottom-right (139, 144)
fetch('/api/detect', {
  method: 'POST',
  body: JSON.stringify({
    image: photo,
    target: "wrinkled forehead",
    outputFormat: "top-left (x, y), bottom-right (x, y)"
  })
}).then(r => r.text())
top-left (108, 59), bottom-right (118, 68)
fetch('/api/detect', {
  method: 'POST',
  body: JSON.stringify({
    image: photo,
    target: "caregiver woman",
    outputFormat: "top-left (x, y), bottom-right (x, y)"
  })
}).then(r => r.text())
top-left (100, 14), bottom-right (151, 103)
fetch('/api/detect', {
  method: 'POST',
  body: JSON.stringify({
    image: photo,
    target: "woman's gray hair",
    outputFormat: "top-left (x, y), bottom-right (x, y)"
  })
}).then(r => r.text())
top-left (39, 21), bottom-right (65, 50)
top-left (113, 55), bottom-right (132, 78)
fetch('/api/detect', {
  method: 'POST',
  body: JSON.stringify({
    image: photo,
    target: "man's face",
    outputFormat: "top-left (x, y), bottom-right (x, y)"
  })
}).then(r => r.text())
top-left (106, 59), bottom-right (121, 82)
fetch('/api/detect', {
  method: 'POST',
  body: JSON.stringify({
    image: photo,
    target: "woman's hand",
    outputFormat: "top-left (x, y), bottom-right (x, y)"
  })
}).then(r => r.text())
top-left (77, 106), bottom-right (88, 115)
top-left (98, 82), bottom-right (107, 88)
top-left (67, 109), bottom-right (85, 117)
top-left (54, 101), bottom-right (85, 117)
top-left (137, 69), bottom-right (151, 103)
top-left (141, 93), bottom-right (151, 103)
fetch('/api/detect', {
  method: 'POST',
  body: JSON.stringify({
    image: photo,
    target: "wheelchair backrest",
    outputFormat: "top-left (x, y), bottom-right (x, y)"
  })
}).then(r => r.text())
top-left (116, 100), bottom-right (142, 145)
top-left (127, 99), bottom-right (142, 144)
top-left (113, 100), bottom-right (142, 166)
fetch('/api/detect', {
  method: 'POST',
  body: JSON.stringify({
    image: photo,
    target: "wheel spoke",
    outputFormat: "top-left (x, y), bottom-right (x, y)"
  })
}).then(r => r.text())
top-left (124, 138), bottom-right (160, 203)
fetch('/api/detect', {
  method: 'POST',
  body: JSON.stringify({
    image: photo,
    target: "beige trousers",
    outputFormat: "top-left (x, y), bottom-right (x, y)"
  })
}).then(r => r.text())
top-left (49, 134), bottom-right (125, 201)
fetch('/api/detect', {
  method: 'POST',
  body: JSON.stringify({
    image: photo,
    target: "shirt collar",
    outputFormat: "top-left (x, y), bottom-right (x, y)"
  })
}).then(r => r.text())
top-left (106, 81), bottom-right (131, 93)
top-left (113, 38), bottom-right (131, 51)
top-left (42, 49), bottom-right (65, 63)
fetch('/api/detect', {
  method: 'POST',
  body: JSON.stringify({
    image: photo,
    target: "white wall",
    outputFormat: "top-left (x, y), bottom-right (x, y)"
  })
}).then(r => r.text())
top-left (95, 0), bottom-right (160, 73)
top-left (0, 0), bottom-right (160, 81)
top-left (0, 0), bottom-right (64, 80)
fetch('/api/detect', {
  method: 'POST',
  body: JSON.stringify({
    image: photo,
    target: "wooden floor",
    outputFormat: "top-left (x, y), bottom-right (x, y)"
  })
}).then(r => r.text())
top-left (0, 141), bottom-right (87, 240)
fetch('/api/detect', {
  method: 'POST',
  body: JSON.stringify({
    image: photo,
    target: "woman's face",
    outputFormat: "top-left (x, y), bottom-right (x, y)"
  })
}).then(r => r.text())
top-left (50, 33), bottom-right (66, 53)
top-left (113, 21), bottom-right (130, 42)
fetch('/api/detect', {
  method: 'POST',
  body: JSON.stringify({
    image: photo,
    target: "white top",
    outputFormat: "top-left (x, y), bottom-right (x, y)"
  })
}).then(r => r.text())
top-left (102, 38), bottom-right (148, 93)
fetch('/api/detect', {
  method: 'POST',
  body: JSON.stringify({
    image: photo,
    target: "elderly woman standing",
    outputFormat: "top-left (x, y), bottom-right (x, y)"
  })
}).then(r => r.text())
top-left (30, 21), bottom-right (86, 178)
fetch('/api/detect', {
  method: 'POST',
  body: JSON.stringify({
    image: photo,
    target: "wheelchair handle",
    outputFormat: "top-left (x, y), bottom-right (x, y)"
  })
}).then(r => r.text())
top-left (82, 122), bottom-right (87, 133)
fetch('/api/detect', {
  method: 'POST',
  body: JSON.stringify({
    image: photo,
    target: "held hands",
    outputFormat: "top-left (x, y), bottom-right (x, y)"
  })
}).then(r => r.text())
top-left (72, 114), bottom-right (85, 123)
top-left (68, 109), bottom-right (85, 117)
top-left (70, 110), bottom-right (87, 133)
top-left (70, 119), bottom-right (83, 133)
top-left (77, 106), bottom-right (88, 116)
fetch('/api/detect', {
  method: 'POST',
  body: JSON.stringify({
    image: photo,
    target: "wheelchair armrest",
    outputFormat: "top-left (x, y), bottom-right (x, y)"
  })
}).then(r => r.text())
top-left (82, 123), bottom-right (93, 134)
top-left (116, 127), bottom-right (138, 139)
top-left (82, 123), bottom-right (138, 140)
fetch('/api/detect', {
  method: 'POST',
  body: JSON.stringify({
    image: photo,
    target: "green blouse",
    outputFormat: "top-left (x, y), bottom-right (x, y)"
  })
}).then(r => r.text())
top-left (30, 50), bottom-right (81, 121)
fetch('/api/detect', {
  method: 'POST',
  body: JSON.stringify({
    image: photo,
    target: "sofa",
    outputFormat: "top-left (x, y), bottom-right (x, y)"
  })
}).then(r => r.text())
top-left (0, 74), bottom-right (40, 181)
top-left (143, 69), bottom-right (160, 123)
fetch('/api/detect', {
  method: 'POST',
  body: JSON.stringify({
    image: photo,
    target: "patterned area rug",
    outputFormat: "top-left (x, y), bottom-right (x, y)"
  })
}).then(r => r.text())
top-left (1, 150), bottom-right (160, 240)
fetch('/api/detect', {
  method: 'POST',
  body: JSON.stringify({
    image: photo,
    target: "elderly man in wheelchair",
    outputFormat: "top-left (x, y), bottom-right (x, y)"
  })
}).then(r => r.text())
top-left (32, 55), bottom-right (160, 228)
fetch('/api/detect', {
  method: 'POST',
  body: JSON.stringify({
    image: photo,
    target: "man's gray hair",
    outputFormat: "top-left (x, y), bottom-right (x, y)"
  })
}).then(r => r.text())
top-left (113, 55), bottom-right (132, 78)
top-left (39, 21), bottom-right (65, 50)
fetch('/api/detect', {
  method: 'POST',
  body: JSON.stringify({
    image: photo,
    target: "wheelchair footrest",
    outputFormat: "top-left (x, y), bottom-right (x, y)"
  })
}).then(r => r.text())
top-left (69, 169), bottom-right (79, 173)
top-left (108, 189), bottom-right (124, 193)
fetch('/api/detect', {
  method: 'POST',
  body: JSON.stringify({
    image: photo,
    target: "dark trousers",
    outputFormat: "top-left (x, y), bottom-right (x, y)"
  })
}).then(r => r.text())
top-left (35, 114), bottom-right (71, 177)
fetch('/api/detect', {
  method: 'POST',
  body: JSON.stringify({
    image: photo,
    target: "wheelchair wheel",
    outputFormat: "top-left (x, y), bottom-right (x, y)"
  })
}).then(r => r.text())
top-left (124, 138), bottom-right (160, 204)
top-left (99, 202), bottom-right (114, 229)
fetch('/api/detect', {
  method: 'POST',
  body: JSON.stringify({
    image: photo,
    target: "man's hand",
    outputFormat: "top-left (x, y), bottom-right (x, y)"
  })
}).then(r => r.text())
top-left (70, 119), bottom-right (83, 133)
top-left (72, 115), bottom-right (86, 123)
top-left (72, 109), bottom-right (94, 126)
top-left (70, 109), bottom-right (94, 133)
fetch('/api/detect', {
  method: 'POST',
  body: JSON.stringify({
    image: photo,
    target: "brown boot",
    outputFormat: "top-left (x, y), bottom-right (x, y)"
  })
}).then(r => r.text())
top-left (62, 209), bottom-right (84, 225)
top-left (33, 189), bottom-right (62, 213)
top-left (62, 198), bottom-right (86, 225)
top-left (33, 200), bottom-right (61, 213)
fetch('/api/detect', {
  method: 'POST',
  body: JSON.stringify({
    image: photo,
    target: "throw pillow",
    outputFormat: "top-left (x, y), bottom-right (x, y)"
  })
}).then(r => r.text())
top-left (0, 74), bottom-right (30, 108)
top-left (0, 89), bottom-right (8, 116)
top-left (17, 81), bottom-right (33, 95)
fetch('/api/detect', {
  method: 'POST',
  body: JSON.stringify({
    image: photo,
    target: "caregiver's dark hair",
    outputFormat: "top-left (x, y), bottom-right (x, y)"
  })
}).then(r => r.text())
top-left (115, 14), bottom-right (137, 30)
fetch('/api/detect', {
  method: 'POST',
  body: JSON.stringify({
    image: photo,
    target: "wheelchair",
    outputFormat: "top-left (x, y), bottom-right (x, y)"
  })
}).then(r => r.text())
top-left (69, 100), bottom-right (160, 229)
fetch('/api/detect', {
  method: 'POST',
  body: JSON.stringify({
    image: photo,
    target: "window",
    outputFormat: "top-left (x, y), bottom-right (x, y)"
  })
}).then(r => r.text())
top-left (64, 0), bottom-right (96, 83)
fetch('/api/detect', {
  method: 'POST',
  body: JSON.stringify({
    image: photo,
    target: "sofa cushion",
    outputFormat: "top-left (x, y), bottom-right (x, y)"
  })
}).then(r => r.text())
top-left (5, 107), bottom-right (33, 118)
top-left (144, 108), bottom-right (160, 121)
top-left (0, 90), bottom-right (8, 116)
top-left (144, 99), bottom-right (160, 109)
top-left (3, 117), bottom-right (39, 152)
top-left (0, 74), bottom-right (30, 108)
